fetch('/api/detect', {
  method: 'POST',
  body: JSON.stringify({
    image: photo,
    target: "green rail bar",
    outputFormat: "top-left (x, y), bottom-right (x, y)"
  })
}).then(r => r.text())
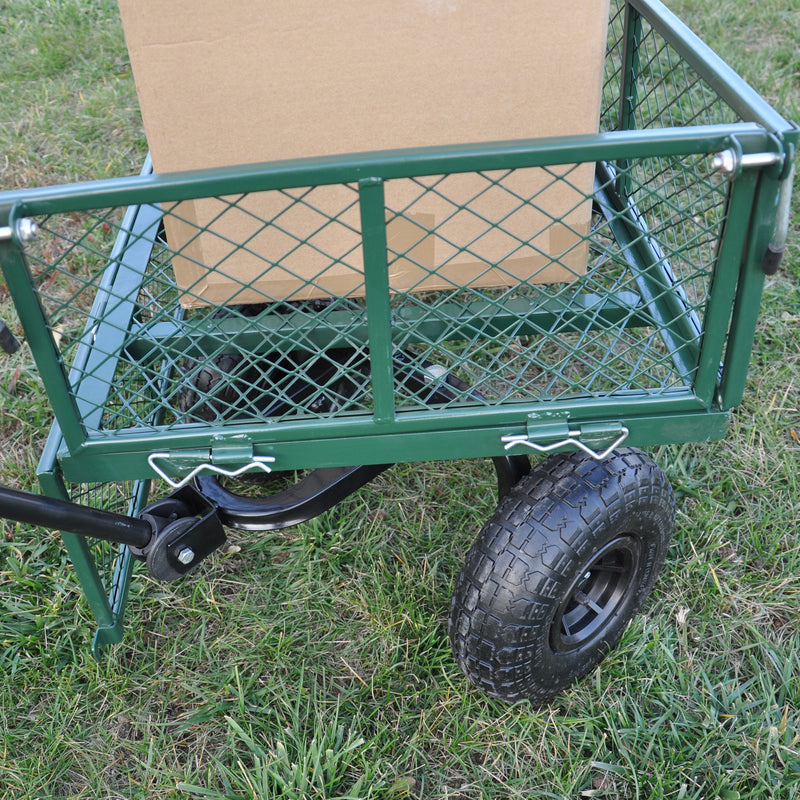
top-left (359, 177), bottom-right (395, 424)
top-left (38, 422), bottom-right (149, 655)
top-left (719, 159), bottom-right (796, 408)
top-left (618, 4), bottom-right (642, 133)
top-left (691, 167), bottom-right (761, 404)
top-left (91, 479), bottom-right (146, 656)
top-left (0, 125), bottom-right (779, 217)
top-left (37, 429), bottom-right (116, 632)
top-left (51, 391), bottom-right (708, 482)
top-left (53, 404), bottom-right (729, 482)
top-left (616, 2), bottom-right (643, 197)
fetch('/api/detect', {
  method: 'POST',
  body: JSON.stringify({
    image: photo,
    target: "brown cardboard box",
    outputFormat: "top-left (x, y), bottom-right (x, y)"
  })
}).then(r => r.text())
top-left (118, 0), bottom-right (610, 307)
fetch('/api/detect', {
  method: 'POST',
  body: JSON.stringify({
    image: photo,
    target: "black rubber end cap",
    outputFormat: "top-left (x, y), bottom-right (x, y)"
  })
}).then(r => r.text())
top-left (762, 243), bottom-right (785, 276)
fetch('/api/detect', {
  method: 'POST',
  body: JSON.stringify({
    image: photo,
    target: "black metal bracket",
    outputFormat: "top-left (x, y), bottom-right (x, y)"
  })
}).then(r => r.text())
top-left (195, 453), bottom-right (527, 533)
top-left (0, 320), bottom-right (20, 354)
top-left (135, 485), bottom-right (227, 581)
top-left (191, 354), bottom-right (530, 530)
top-left (492, 454), bottom-right (531, 498)
top-left (195, 464), bottom-right (390, 531)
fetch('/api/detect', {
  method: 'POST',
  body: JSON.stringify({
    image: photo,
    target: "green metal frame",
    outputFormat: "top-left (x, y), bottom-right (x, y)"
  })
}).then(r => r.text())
top-left (0, 0), bottom-right (795, 650)
top-left (37, 422), bottom-right (147, 655)
top-left (0, 124), bottom-right (794, 481)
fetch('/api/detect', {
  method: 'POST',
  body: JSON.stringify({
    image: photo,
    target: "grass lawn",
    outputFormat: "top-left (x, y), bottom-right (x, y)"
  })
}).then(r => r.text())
top-left (0, 1), bottom-right (799, 798)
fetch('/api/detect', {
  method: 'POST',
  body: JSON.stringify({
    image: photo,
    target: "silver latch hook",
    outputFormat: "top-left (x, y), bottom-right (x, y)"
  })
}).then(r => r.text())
top-left (501, 427), bottom-right (629, 461)
top-left (147, 452), bottom-right (276, 490)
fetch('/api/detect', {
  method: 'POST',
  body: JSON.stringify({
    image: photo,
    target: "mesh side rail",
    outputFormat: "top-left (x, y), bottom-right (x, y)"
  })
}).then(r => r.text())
top-left (627, 0), bottom-right (789, 132)
top-left (603, 0), bottom-right (785, 134)
top-left (0, 126), bottom-right (777, 461)
top-left (603, 4), bottom-right (741, 133)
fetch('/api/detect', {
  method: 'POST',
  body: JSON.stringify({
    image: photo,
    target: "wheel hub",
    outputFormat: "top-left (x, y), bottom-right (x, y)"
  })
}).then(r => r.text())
top-left (550, 535), bottom-right (641, 652)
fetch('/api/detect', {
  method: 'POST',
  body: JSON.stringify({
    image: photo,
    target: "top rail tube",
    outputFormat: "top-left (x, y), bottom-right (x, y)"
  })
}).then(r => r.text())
top-left (0, 124), bottom-right (779, 219)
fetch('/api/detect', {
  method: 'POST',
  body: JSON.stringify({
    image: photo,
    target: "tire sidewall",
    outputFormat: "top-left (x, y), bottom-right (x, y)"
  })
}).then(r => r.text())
top-left (449, 449), bottom-right (675, 704)
top-left (531, 499), bottom-right (670, 697)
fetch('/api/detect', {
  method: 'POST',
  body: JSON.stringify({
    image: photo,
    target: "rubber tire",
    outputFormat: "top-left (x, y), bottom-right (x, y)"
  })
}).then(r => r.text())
top-left (448, 447), bottom-right (674, 706)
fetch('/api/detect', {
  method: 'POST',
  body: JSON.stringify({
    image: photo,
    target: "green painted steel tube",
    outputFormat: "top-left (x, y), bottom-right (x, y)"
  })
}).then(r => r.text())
top-left (91, 548), bottom-right (134, 656)
top-left (53, 407), bottom-right (731, 481)
top-left (690, 168), bottom-right (761, 404)
top-left (37, 441), bottom-right (117, 633)
top-left (91, 479), bottom-right (148, 657)
top-left (0, 234), bottom-right (87, 451)
top-left (38, 423), bottom-right (147, 655)
top-left (615, 3), bottom-right (643, 198)
top-left (0, 125), bottom-right (779, 218)
top-left (618, 4), bottom-right (642, 134)
top-left (49, 392), bottom-right (709, 483)
top-left (358, 178), bottom-right (395, 424)
top-left (719, 168), bottom-right (796, 408)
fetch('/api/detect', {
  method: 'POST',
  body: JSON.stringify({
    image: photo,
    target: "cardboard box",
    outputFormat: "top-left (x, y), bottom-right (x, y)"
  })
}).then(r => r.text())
top-left (118, 0), bottom-right (610, 307)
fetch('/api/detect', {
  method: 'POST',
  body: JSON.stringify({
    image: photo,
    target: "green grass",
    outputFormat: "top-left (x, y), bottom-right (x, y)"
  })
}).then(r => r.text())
top-left (1, 0), bottom-right (800, 798)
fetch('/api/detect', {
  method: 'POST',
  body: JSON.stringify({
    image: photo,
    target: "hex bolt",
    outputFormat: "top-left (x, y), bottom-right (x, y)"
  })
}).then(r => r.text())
top-left (177, 546), bottom-right (195, 565)
top-left (15, 218), bottom-right (39, 243)
top-left (712, 149), bottom-right (783, 176)
top-left (711, 149), bottom-right (737, 174)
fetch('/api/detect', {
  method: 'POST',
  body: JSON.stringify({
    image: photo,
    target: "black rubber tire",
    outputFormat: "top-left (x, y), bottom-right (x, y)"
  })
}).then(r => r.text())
top-left (448, 447), bottom-right (675, 706)
top-left (178, 353), bottom-right (260, 423)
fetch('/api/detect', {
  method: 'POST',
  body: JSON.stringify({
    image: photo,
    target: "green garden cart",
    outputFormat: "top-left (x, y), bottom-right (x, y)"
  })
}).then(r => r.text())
top-left (0, 0), bottom-right (796, 705)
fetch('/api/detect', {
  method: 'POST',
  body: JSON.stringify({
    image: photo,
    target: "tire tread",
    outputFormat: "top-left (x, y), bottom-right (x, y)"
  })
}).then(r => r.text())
top-left (448, 448), bottom-right (674, 705)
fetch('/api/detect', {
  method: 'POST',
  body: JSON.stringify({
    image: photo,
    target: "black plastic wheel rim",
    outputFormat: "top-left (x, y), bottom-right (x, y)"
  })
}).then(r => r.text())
top-left (550, 535), bottom-right (642, 652)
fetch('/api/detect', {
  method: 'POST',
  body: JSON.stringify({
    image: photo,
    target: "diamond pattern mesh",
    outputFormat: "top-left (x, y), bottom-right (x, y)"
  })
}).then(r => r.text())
top-left (67, 479), bottom-right (138, 576)
top-left (17, 2), bottom-right (741, 440)
top-left (602, 3), bottom-right (743, 131)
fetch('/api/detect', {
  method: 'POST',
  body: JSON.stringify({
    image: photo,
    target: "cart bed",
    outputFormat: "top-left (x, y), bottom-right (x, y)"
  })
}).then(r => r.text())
top-left (0, 0), bottom-right (795, 650)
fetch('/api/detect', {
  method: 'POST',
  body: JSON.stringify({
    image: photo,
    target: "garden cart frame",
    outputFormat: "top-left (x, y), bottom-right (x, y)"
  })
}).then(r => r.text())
top-left (0, 0), bottom-right (796, 704)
